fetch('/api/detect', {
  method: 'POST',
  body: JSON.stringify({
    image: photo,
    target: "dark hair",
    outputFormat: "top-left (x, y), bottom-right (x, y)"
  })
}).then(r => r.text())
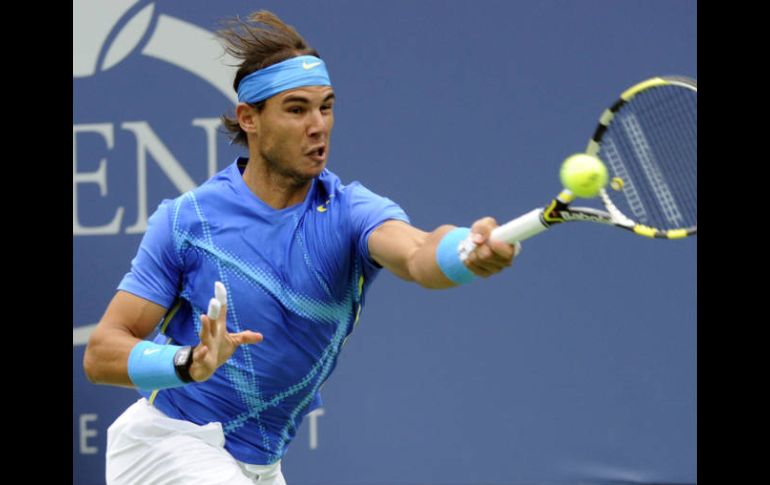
top-left (217, 10), bottom-right (320, 147)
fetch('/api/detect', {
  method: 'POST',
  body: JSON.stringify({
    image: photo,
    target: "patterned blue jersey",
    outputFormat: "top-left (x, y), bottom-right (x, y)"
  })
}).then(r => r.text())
top-left (118, 158), bottom-right (409, 464)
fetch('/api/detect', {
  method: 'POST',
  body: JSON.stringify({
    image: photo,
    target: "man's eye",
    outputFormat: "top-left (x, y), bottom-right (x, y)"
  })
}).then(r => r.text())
top-left (289, 107), bottom-right (303, 114)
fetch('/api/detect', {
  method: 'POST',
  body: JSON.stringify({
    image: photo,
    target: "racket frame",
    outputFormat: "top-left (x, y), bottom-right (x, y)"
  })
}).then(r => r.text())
top-left (457, 76), bottom-right (697, 262)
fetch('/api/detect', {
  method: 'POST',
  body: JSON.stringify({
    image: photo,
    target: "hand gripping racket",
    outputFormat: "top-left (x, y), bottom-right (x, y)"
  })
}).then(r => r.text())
top-left (458, 75), bottom-right (697, 261)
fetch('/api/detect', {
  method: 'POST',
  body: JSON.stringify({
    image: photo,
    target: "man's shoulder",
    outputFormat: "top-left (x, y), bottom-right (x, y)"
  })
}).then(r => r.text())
top-left (317, 169), bottom-right (382, 201)
top-left (317, 168), bottom-right (343, 196)
top-left (195, 161), bottom-right (239, 196)
top-left (154, 170), bottom-right (236, 230)
top-left (167, 161), bottom-right (241, 212)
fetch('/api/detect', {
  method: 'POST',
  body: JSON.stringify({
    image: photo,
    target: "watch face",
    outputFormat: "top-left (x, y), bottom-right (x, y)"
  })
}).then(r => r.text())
top-left (175, 347), bottom-right (191, 366)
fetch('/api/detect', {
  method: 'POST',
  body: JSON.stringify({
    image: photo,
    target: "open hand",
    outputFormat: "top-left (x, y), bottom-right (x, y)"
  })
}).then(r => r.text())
top-left (189, 296), bottom-right (263, 382)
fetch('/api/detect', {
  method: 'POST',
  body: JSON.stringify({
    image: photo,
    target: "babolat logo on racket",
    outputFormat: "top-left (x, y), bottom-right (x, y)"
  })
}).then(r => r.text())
top-left (543, 199), bottom-right (614, 226)
top-left (557, 211), bottom-right (612, 224)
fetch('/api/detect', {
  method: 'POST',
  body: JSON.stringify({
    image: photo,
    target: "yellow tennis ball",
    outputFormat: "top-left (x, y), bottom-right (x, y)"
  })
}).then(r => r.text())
top-left (559, 153), bottom-right (608, 198)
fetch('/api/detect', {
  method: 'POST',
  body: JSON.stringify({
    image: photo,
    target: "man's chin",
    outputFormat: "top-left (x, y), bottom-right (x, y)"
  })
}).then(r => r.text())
top-left (287, 163), bottom-right (326, 187)
top-left (305, 160), bottom-right (327, 177)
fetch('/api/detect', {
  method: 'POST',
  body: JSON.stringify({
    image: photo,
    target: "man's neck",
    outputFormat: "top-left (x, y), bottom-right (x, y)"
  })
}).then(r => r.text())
top-left (241, 157), bottom-right (313, 210)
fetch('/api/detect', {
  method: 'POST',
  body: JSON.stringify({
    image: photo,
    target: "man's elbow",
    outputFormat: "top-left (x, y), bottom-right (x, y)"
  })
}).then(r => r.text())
top-left (82, 341), bottom-right (100, 384)
top-left (82, 331), bottom-right (109, 384)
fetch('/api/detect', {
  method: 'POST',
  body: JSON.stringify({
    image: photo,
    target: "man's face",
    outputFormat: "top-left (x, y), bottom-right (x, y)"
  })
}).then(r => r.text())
top-left (254, 85), bottom-right (335, 184)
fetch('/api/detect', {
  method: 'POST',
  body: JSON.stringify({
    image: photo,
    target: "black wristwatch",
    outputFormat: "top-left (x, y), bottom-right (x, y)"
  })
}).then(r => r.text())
top-left (173, 345), bottom-right (196, 383)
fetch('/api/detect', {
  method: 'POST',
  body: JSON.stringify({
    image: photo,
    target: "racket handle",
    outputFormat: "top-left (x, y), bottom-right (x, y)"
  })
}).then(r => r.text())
top-left (458, 209), bottom-right (546, 261)
top-left (491, 209), bottom-right (548, 243)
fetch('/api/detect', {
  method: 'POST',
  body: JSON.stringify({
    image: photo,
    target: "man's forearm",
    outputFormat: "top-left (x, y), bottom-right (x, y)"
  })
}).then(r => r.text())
top-left (405, 224), bottom-right (458, 289)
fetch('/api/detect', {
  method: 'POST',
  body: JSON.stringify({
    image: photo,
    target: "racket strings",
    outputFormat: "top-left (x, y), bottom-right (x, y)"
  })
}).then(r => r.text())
top-left (601, 83), bottom-right (696, 230)
top-left (646, 86), bottom-right (697, 221)
top-left (637, 86), bottom-right (696, 226)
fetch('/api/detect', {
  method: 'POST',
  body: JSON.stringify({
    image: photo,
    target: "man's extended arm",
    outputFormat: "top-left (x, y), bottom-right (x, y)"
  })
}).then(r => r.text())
top-left (368, 217), bottom-right (515, 289)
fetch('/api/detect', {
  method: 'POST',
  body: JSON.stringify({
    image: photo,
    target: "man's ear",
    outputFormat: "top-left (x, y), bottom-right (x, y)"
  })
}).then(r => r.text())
top-left (236, 103), bottom-right (260, 136)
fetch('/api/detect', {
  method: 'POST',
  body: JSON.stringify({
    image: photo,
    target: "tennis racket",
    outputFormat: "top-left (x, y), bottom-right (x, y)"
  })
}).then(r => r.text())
top-left (458, 75), bottom-right (697, 261)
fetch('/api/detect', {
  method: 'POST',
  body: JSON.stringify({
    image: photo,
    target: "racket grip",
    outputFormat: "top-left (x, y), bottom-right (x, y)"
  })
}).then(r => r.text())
top-left (458, 209), bottom-right (546, 261)
top-left (491, 209), bottom-right (548, 243)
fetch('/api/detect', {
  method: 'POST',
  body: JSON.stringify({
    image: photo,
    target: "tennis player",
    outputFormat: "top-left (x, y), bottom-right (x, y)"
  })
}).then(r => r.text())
top-left (83, 10), bottom-right (517, 485)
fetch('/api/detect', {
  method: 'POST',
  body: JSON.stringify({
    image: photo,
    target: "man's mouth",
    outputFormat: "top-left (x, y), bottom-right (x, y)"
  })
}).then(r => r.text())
top-left (306, 145), bottom-right (326, 161)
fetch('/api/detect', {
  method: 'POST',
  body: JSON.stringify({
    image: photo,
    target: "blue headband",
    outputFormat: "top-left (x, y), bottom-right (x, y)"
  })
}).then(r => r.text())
top-left (237, 55), bottom-right (332, 103)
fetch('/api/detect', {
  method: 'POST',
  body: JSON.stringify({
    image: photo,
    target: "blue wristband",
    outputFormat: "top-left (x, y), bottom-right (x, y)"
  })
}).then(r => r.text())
top-left (436, 227), bottom-right (476, 285)
top-left (127, 341), bottom-right (186, 390)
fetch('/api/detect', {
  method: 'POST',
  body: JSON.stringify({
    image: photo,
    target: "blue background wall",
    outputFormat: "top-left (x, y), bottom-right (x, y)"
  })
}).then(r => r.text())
top-left (73, 1), bottom-right (697, 484)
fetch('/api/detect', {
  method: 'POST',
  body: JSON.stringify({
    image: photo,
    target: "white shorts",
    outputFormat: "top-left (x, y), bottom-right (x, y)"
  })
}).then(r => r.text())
top-left (106, 398), bottom-right (287, 485)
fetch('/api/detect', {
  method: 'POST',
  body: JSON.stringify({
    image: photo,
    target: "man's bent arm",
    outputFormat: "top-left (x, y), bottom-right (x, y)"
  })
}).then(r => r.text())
top-left (83, 291), bottom-right (169, 387)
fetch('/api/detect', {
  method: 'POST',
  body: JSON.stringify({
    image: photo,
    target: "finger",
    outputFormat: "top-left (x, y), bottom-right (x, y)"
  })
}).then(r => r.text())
top-left (232, 331), bottom-right (264, 346)
top-left (467, 245), bottom-right (510, 268)
top-left (487, 239), bottom-right (516, 260)
top-left (200, 315), bottom-right (214, 340)
top-left (464, 252), bottom-right (495, 272)
top-left (193, 344), bottom-right (209, 361)
top-left (207, 298), bottom-right (226, 338)
top-left (207, 298), bottom-right (221, 320)
top-left (219, 303), bottom-right (228, 324)
top-left (189, 345), bottom-right (211, 382)
top-left (477, 256), bottom-right (512, 270)
top-left (473, 243), bottom-right (494, 260)
top-left (214, 282), bottom-right (228, 323)
top-left (214, 281), bottom-right (227, 306)
top-left (466, 262), bottom-right (494, 278)
top-left (470, 217), bottom-right (497, 244)
top-left (209, 303), bottom-right (228, 341)
top-left (465, 251), bottom-right (511, 274)
top-left (481, 252), bottom-right (514, 269)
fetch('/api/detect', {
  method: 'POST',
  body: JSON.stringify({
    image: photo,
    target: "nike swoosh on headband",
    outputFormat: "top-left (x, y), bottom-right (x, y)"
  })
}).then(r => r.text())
top-left (237, 55), bottom-right (332, 103)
